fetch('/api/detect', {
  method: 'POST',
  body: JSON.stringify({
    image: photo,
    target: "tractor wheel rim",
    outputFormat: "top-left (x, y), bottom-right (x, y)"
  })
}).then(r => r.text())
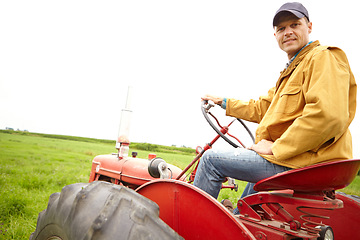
top-left (324, 230), bottom-right (334, 240)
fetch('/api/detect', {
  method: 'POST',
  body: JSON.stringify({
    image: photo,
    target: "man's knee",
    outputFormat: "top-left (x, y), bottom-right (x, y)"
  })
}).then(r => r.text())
top-left (201, 150), bottom-right (217, 164)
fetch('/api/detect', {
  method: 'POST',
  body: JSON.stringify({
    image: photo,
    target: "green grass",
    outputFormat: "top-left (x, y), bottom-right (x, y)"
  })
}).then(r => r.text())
top-left (0, 131), bottom-right (203, 239)
top-left (0, 132), bottom-right (106, 239)
top-left (0, 130), bottom-right (359, 239)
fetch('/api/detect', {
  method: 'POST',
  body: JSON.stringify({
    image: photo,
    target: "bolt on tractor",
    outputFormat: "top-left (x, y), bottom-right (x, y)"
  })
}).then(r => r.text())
top-left (30, 89), bottom-right (360, 240)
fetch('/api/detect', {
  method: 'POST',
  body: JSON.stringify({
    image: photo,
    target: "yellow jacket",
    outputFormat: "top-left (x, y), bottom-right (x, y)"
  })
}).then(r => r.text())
top-left (226, 41), bottom-right (357, 168)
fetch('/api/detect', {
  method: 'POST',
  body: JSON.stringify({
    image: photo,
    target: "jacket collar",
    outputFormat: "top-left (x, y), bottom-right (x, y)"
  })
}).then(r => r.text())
top-left (280, 40), bottom-right (320, 77)
top-left (276, 40), bottom-right (320, 89)
top-left (286, 41), bottom-right (313, 68)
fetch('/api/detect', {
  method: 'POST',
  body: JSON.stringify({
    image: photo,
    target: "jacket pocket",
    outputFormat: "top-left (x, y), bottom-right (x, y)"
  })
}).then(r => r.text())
top-left (275, 85), bottom-right (302, 114)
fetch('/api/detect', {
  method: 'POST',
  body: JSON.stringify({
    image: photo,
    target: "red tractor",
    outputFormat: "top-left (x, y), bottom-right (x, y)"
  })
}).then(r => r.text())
top-left (30, 100), bottom-right (360, 240)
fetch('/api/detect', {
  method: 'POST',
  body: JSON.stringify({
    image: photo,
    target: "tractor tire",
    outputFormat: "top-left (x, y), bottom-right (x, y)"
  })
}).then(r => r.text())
top-left (30, 181), bottom-right (183, 240)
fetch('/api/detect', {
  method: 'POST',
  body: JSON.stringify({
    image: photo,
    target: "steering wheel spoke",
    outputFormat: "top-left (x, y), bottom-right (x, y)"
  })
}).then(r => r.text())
top-left (201, 100), bottom-right (255, 148)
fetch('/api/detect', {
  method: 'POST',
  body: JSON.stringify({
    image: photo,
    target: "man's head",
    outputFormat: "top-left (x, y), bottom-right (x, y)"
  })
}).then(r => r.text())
top-left (273, 2), bottom-right (312, 60)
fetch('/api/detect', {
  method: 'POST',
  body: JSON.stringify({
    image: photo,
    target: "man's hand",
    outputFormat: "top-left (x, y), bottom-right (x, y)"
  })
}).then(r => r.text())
top-left (248, 139), bottom-right (274, 155)
top-left (201, 94), bottom-right (223, 105)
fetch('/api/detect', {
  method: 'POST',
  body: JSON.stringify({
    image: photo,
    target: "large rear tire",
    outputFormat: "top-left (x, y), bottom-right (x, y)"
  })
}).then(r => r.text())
top-left (30, 181), bottom-right (183, 240)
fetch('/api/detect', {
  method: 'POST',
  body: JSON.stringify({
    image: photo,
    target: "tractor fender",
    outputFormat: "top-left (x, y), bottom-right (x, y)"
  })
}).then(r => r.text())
top-left (136, 179), bottom-right (256, 240)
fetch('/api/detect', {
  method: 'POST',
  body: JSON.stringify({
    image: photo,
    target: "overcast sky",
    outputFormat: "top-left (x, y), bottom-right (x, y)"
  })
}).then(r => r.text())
top-left (1, 0), bottom-right (359, 157)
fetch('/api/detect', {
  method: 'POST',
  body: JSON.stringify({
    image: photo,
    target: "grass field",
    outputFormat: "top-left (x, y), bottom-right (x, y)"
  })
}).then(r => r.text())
top-left (0, 130), bottom-right (359, 239)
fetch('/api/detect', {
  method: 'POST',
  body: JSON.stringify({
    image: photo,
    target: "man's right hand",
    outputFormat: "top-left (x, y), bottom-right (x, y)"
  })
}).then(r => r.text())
top-left (248, 139), bottom-right (274, 155)
top-left (201, 94), bottom-right (223, 105)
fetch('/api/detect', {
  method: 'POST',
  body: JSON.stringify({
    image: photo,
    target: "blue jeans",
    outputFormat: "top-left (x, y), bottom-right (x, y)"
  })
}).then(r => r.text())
top-left (193, 148), bottom-right (291, 200)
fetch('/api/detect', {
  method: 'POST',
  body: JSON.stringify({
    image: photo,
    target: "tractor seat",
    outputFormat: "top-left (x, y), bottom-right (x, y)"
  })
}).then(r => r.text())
top-left (254, 159), bottom-right (360, 193)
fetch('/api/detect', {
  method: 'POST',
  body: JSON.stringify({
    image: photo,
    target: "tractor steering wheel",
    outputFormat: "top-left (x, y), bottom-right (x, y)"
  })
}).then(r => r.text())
top-left (201, 100), bottom-right (255, 148)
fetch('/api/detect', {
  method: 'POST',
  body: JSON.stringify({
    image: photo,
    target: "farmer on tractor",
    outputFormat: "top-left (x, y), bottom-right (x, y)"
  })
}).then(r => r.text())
top-left (195, 2), bottom-right (357, 210)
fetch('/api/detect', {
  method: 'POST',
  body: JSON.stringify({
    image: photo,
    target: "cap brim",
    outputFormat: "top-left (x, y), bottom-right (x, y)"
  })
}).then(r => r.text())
top-left (273, 10), bottom-right (305, 26)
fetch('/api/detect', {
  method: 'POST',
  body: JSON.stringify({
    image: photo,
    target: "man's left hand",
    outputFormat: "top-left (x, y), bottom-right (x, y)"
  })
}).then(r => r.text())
top-left (248, 139), bottom-right (274, 155)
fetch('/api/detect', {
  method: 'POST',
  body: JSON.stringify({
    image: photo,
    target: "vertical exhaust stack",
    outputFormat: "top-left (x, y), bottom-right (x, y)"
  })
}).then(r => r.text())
top-left (116, 86), bottom-right (133, 159)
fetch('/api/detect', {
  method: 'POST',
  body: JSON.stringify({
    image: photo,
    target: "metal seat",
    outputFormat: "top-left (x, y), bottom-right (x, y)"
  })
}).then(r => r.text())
top-left (254, 159), bottom-right (360, 193)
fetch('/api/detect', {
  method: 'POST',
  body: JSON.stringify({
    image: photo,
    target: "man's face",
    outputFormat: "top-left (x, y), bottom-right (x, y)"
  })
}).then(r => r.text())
top-left (274, 14), bottom-right (312, 59)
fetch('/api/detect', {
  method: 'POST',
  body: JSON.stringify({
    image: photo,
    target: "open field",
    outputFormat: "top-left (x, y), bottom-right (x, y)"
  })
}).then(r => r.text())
top-left (0, 130), bottom-right (359, 239)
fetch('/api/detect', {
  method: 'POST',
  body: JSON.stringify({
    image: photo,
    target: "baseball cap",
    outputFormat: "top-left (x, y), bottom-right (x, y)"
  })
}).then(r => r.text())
top-left (273, 2), bottom-right (309, 27)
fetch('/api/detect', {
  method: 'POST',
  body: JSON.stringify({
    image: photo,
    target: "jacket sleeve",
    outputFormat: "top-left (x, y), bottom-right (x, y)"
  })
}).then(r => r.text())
top-left (272, 48), bottom-right (352, 161)
top-left (225, 87), bottom-right (275, 123)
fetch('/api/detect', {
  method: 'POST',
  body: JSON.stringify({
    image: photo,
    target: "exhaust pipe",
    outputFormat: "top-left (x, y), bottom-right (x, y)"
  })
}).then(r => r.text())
top-left (116, 86), bottom-right (133, 159)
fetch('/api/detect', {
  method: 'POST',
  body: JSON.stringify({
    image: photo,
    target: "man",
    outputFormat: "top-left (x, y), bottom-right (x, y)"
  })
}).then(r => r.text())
top-left (193, 2), bottom-right (357, 206)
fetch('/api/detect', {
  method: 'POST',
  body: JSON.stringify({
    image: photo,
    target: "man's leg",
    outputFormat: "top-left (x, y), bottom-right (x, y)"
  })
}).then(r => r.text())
top-left (241, 182), bottom-right (257, 198)
top-left (233, 182), bottom-right (257, 214)
top-left (193, 148), bottom-right (291, 199)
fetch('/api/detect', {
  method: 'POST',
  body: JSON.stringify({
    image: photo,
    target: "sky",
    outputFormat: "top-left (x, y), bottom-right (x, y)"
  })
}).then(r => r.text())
top-left (1, 0), bottom-right (359, 157)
